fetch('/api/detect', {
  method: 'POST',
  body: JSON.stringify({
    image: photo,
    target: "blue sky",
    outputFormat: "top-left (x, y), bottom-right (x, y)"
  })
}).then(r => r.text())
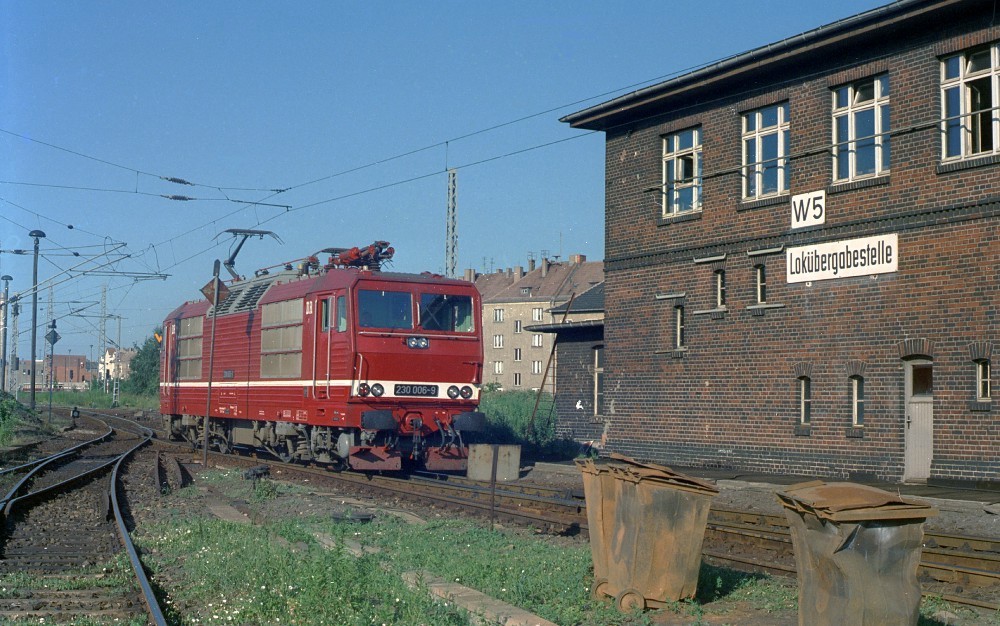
top-left (1, 0), bottom-right (886, 359)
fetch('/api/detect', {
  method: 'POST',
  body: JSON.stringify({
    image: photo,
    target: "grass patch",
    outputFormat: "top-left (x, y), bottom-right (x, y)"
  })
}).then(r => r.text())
top-left (136, 519), bottom-right (471, 626)
top-left (44, 388), bottom-right (159, 411)
top-left (319, 516), bottom-right (649, 626)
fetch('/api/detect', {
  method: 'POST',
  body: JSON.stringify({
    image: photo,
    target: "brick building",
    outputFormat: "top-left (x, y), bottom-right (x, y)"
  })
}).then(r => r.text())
top-left (562, 0), bottom-right (998, 485)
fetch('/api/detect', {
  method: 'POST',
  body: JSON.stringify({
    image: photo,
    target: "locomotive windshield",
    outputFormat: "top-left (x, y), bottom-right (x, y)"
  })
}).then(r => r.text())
top-left (419, 293), bottom-right (474, 332)
top-left (357, 290), bottom-right (413, 329)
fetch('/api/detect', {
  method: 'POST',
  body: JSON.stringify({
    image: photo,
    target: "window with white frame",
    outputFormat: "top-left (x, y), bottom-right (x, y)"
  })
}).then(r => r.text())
top-left (594, 345), bottom-right (604, 416)
top-left (662, 127), bottom-right (702, 216)
top-left (942, 46), bottom-right (1000, 159)
top-left (514, 320), bottom-right (522, 333)
top-left (514, 348), bottom-right (522, 362)
top-left (715, 269), bottom-right (726, 308)
top-left (743, 102), bottom-right (790, 199)
top-left (531, 333), bottom-right (543, 347)
top-left (493, 361), bottom-right (503, 375)
top-left (531, 360), bottom-right (543, 375)
top-left (532, 307), bottom-right (544, 322)
top-left (850, 375), bottom-right (865, 426)
top-left (514, 372), bottom-right (522, 386)
top-left (799, 376), bottom-right (812, 424)
top-left (493, 308), bottom-right (504, 322)
top-left (674, 305), bottom-right (685, 349)
top-left (493, 334), bottom-right (503, 349)
top-left (976, 359), bottom-right (992, 401)
top-left (754, 264), bottom-right (767, 304)
top-left (833, 75), bottom-right (890, 181)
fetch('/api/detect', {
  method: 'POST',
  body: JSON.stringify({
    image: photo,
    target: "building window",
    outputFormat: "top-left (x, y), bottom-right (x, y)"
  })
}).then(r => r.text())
top-left (799, 376), bottom-right (812, 424)
top-left (532, 307), bottom-right (544, 322)
top-left (662, 127), bottom-right (702, 216)
top-left (850, 375), bottom-right (865, 426)
top-left (754, 264), bottom-right (767, 304)
top-left (594, 345), bottom-right (604, 416)
top-left (714, 270), bottom-right (726, 308)
top-left (493, 334), bottom-right (504, 349)
top-left (943, 46), bottom-right (1000, 159)
top-left (514, 372), bottom-right (522, 387)
top-left (674, 305), bottom-right (685, 349)
top-left (977, 359), bottom-right (992, 401)
top-left (743, 102), bottom-right (790, 199)
top-left (514, 348), bottom-right (522, 362)
top-left (493, 361), bottom-right (503, 375)
top-left (532, 333), bottom-right (543, 347)
top-left (531, 360), bottom-right (543, 375)
top-left (833, 75), bottom-right (890, 181)
top-left (514, 320), bottom-right (522, 333)
top-left (493, 308), bottom-right (504, 323)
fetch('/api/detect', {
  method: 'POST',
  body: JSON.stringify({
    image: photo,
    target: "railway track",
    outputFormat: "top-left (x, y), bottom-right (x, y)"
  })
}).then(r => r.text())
top-left (0, 411), bottom-right (167, 625)
top-left (149, 431), bottom-right (1000, 614)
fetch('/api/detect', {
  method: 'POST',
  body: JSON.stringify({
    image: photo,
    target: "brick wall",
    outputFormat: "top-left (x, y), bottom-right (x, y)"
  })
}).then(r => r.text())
top-left (595, 6), bottom-right (1000, 484)
top-left (550, 327), bottom-right (605, 444)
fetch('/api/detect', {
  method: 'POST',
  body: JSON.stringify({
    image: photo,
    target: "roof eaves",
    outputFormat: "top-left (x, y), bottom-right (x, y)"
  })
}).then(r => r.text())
top-left (560, 0), bottom-right (947, 130)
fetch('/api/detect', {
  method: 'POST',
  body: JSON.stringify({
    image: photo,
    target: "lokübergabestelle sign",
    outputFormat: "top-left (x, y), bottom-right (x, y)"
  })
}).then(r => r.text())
top-left (786, 234), bottom-right (897, 283)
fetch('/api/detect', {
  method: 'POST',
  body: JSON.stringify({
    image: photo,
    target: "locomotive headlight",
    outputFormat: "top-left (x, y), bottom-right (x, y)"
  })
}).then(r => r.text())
top-left (406, 336), bottom-right (430, 349)
top-left (447, 385), bottom-right (460, 399)
top-left (460, 385), bottom-right (474, 399)
top-left (357, 383), bottom-right (370, 397)
top-left (371, 383), bottom-right (385, 397)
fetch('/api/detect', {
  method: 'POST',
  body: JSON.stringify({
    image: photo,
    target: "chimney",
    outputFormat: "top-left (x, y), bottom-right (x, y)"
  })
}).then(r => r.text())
top-left (528, 258), bottom-right (536, 272)
top-left (464, 268), bottom-right (476, 282)
top-left (541, 258), bottom-right (550, 278)
top-left (570, 254), bottom-right (586, 264)
top-left (514, 266), bottom-right (524, 280)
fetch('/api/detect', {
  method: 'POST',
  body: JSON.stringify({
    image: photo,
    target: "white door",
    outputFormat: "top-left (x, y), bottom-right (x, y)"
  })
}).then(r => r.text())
top-left (903, 360), bottom-right (934, 482)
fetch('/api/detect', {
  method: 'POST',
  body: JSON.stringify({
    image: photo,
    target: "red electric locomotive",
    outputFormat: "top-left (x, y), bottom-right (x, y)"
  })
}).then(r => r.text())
top-left (159, 242), bottom-right (485, 471)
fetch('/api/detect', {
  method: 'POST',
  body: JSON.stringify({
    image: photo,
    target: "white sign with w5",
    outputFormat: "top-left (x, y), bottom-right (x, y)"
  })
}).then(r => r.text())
top-left (791, 190), bottom-right (825, 229)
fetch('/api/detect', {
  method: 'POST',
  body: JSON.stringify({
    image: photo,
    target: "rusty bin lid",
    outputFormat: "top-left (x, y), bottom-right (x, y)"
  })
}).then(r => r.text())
top-left (608, 453), bottom-right (719, 495)
top-left (776, 480), bottom-right (938, 522)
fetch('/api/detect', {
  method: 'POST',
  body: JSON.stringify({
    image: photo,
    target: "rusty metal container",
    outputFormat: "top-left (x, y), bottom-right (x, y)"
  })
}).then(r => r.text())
top-left (602, 455), bottom-right (719, 612)
top-left (776, 481), bottom-right (938, 626)
top-left (576, 458), bottom-right (617, 599)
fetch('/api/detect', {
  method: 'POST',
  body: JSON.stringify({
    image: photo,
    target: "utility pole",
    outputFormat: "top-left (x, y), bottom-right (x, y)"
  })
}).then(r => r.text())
top-left (445, 169), bottom-right (457, 278)
top-left (0, 274), bottom-right (10, 392)
top-left (112, 314), bottom-right (122, 407)
top-left (10, 300), bottom-right (19, 398)
top-left (100, 284), bottom-right (107, 393)
top-left (28, 229), bottom-right (45, 410)
top-left (46, 286), bottom-right (53, 395)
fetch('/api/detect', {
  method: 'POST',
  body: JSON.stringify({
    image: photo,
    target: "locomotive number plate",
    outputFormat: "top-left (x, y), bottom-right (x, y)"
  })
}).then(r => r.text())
top-left (394, 384), bottom-right (439, 397)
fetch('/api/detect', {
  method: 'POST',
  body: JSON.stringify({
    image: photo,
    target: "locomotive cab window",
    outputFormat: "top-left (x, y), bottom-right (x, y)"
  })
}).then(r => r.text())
top-left (336, 294), bottom-right (347, 332)
top-left (419, 293), bottom-right (474, 332)
top-left (358, 290), bottom-right (413, 329)
top-left (320, 298), bottom-right (331, 332)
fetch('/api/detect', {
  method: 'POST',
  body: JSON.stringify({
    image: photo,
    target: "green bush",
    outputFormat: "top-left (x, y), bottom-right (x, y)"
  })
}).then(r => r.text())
top-left (0, 394), bottom-right (22, 446)
top-left (476, 388), bottom-right (581, 461)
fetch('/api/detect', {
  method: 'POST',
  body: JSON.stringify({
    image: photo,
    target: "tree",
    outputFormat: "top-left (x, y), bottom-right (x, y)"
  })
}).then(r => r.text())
top-left (123, 327), bottom-right (162, 396)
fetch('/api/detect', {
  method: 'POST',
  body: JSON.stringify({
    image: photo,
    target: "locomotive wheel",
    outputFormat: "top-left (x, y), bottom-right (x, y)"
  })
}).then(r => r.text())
top-left (615, 589), bottom-right (646, 612)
